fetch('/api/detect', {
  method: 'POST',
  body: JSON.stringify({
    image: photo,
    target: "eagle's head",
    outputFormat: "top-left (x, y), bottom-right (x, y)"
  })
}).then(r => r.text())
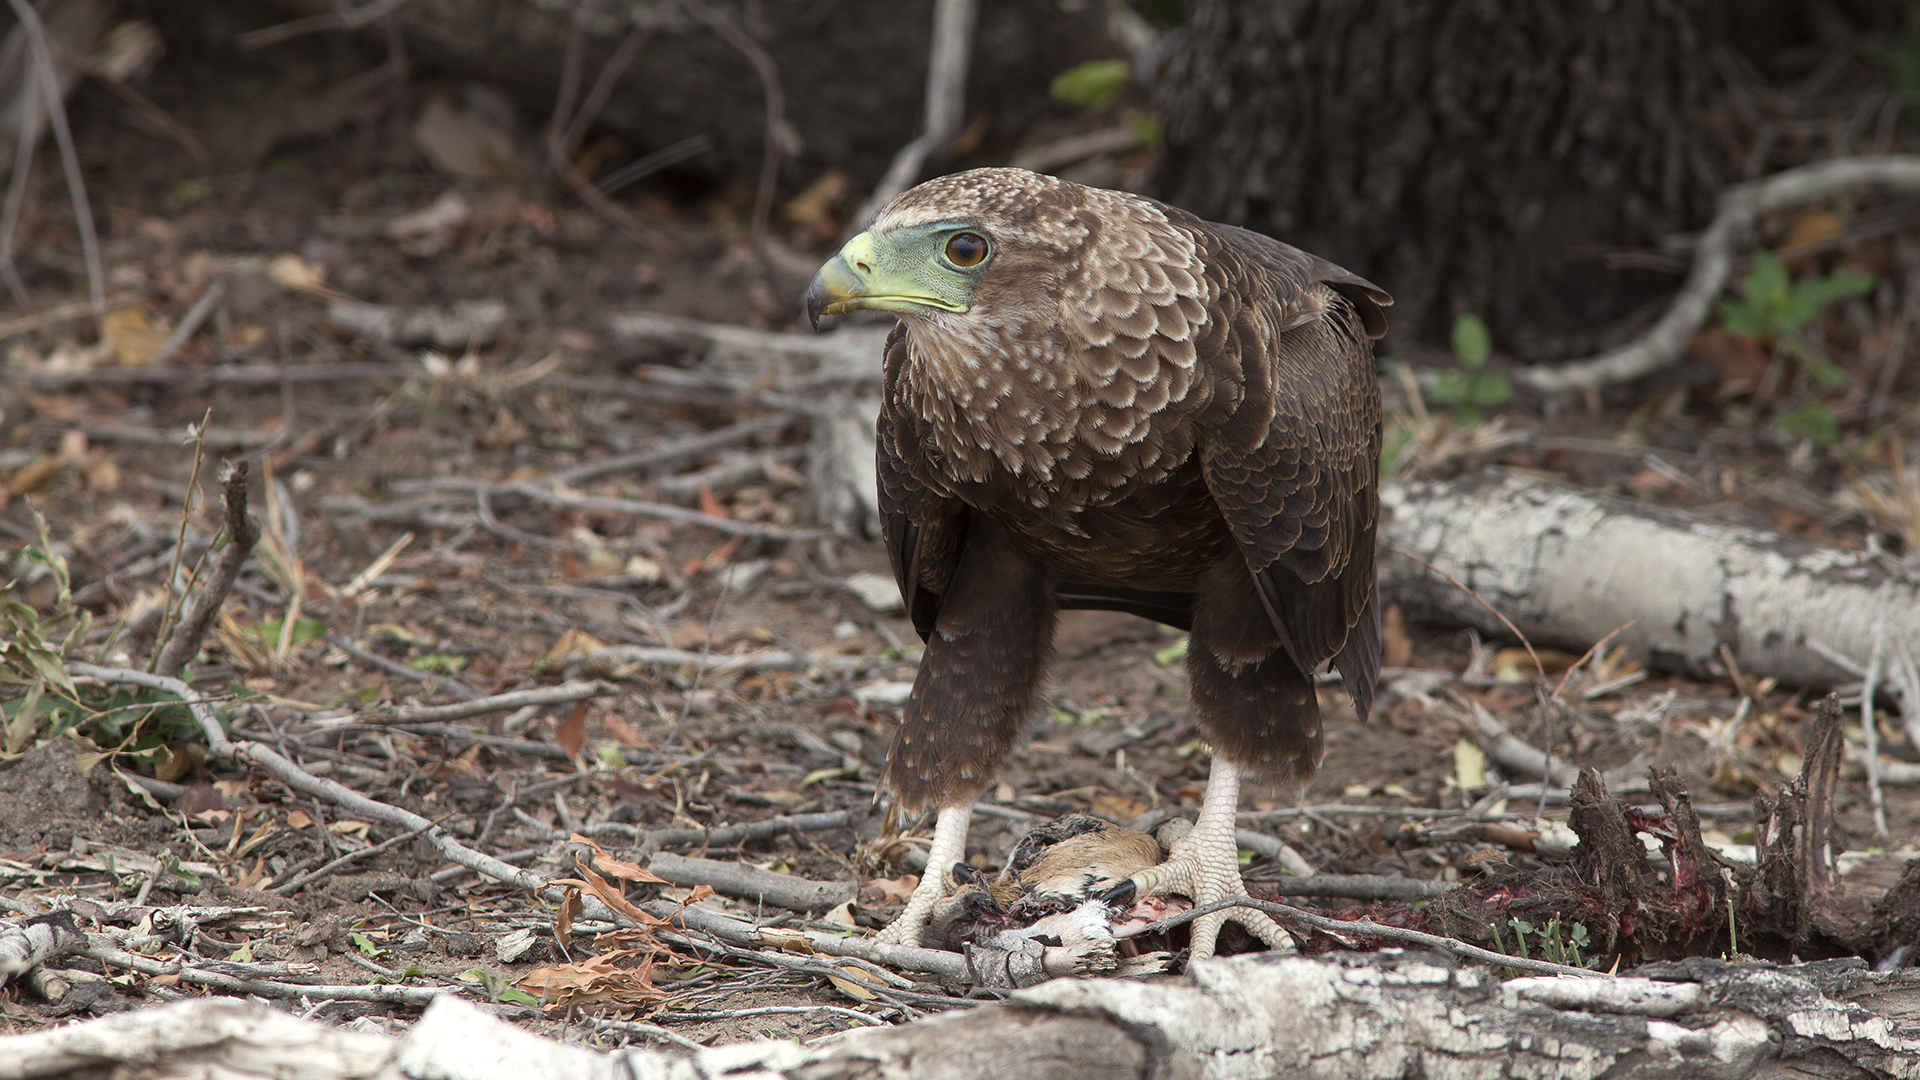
top-left (806, 168), bottom-right (1213, 485)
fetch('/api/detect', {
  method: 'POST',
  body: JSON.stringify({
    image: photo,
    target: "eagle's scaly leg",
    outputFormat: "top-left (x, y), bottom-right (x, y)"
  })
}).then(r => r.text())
top-left (1110, 758), bottom-right (1292, 961)
top-left (876, 803), bottom-right (973, 945)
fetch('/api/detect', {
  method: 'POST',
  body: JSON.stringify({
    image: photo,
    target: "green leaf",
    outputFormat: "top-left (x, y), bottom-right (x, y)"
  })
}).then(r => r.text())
top-left (1775, 401), bottom-right (1840, 446)
top-left (1742, 251), bottom-right (1791, 309)
top-left (1050, 59), bottom-right (1130, 109)
top-left (351, 932), bottom-right (390, 958)
top-left (1716, 297), bottom-right (1769, 337)
top-left (405, 652), bottom-right (466, 674)
top-left (253, 617), bottom-right (327, 646)
top-left (1153, 636), bottom-right (1189, 666)
top-left (1426, 371), bottom-right (1469, 406)
top-left (1467, 370), bottom-right (1513, 407)
top-left (1450, 314), bottom-right (1491, 368)
top-left (1128, 113), bottom-right (1163, 148)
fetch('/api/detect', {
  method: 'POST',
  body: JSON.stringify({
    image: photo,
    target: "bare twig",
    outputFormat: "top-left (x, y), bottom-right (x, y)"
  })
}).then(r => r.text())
top-left (51, 39), bottom-right (208, 166)
top-left (537, 20), bottom-right (671, 252)
top-left (268, 818), bottom-right (444, 895)
top-left (65, 664), bottom-right (632, 923)
top-left (648, 853), bottom-right (855, 911)
top-left (680, 0), bottom-right (786, 248)
top-left (327, 483), bottom-right (829, 541)
top-left (237, 0), bottom-right (414, 49)
top-left (4, 0), bottom-right (105, 316)
top-left (636, 809), bottom-right (855, 854)
top-left (148, 409), bottom-right (213, 674)
top-left (1860, 583), bottom-right (1892, 838)
top-left (849, 0), bottom-right (977, 229)
top-left (1519, 155), bottom-right (1920, 397)
top-left (546, 412), bottom-right (794, 488)
top-left (363, 681), bottom-right (615, 725)
top-left (1257, 875), bottom-right (1454, 902)
top-left (154, 461), bottom-right (259, 679)
top-left (323, 633), bottom-right (480, 700)
top-left (1146, 896), bottom-right (1601, 978)
top-left (149, 280), bottom-right (225, 367)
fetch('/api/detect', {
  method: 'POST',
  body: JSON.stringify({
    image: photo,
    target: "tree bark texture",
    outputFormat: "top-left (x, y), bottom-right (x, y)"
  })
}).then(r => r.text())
top-left (252, 0), bottom-right (1113, 192)
top-left (1154, 0), bottom-right (1737, 354)
top-left (1380, 470), bottom-right (1918, 687)
top-left (3, 953), bottom-right (1916, 1080)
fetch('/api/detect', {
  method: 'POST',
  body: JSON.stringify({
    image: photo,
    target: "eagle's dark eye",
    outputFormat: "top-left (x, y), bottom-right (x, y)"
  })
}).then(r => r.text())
top-left (944, 232), bottom-right (990, 268)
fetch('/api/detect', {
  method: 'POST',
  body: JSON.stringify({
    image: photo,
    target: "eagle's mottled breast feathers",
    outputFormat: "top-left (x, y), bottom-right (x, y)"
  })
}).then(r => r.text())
top-left (875, 171), bottom-right (1223, 511)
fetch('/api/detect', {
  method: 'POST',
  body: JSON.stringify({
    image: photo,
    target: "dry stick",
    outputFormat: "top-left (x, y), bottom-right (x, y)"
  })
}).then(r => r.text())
top-left (51, 40), bottom-right (209, 167)
top-left (153, 462), bottom-right (259, 679)
top-left (324, 632), bottom-right (481, 701)
top-left (561, 22), bottom-right (655, 156)
top-left (362, 680), bottom-right (614, 724)
top-left (1147, 896), bottom-right (1600, 979)
top-left (64, 666), bottom-right (632, 927)
top-left (1520, 155), bottom-right (1920, 397)
top-left (0, 42), bottom-right (42, 307)
top-left (536, 25), bottom-right (671, 253)
top-left (18, 361), bottom-right (419, 388)
top-left (147, 410), bottom-right (213, 674)
top-left (237, 0), bottom-right (414, 49)
top-left (849, 0), bottom-right (977, 229)
top-left (268, 818), bottom-right (443, 895)
top-left (1860, 582), bottom-right (1892, 838)
top-left (3, 0), bottom-right (104, 317)
top-left (546, 412), bottom-right (794, 488)
top-left (680, 0), bottom-right (784, 249)
top-left (149, 280), bottom-right (224, 368)
top-left (1389, 545), bottom-right (1562, 817)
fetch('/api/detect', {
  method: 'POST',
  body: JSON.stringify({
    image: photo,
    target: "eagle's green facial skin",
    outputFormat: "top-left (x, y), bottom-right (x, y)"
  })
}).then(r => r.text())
top-left (805, 224), bottom-right (987, 328)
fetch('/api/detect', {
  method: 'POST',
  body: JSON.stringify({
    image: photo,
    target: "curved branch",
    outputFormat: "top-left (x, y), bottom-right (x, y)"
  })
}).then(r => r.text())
top-left (1517, 155), bottom-right (1920, 398)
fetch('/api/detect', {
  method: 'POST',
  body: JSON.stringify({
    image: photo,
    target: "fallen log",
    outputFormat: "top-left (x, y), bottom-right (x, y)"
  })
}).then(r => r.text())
top-left (1381, 469), bottom-right (1916, 688)
top-left (3, 953), bottom-right (1915, 1080)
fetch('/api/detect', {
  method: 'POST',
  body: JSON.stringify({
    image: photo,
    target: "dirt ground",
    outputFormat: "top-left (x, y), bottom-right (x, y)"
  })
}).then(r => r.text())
top-left (2, 14), bottom-right (1918, 1049)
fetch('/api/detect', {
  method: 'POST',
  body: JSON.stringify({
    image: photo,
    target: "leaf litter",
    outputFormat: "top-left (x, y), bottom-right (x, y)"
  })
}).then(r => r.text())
top-left (0, 11), bottom-right (1917, 1054)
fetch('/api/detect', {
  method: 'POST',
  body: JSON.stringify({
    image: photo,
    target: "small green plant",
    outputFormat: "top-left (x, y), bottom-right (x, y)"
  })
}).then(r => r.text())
top-left (1489, 915), bottom-right (1601, 971)
top-left (1427, 314), bottom-right (1512, 426)
top-left (1717, 249), bottom-right (1874, 446)
top-left (1050, 59), bottom-right (1130, 109)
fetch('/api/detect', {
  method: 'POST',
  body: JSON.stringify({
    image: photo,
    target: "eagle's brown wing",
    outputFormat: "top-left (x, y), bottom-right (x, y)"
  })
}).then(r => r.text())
top-left (877, 324), bottom-right (966, 642)
top-left (1192, 223), bottom-right (1388, 720)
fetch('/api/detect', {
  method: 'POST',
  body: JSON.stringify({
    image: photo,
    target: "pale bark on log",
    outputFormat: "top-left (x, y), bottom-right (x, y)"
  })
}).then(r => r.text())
top-left (2, 953), bottom-right (1916, 1080)
top-left (1382, 470), bottom-right (1918, 688)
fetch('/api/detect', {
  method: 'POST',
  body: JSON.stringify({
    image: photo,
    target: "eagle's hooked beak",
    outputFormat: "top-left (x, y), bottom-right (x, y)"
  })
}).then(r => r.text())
top-left (805, 228), bottom-right (974, 329)
top-left (805, 247), bottom-right (867, 330)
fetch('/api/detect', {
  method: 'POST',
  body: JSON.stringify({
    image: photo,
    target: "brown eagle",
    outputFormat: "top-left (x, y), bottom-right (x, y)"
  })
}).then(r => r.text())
top-left (806, 167), bottom-right (1387, 959)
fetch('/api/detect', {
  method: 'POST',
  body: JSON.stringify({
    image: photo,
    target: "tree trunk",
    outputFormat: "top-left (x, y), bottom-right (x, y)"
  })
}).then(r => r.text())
top-left (1151, 0), bottom-right (1831, 355)
top-left (3, 955), bottom-right (1915, 1080)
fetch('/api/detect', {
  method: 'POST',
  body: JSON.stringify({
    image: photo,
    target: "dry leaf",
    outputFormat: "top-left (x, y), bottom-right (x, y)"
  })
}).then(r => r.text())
top-left (286, 809), bottom-right (313, 829)
top-left (859, 874), bottom-right (918, 905)
top-left (546, 626), bottom-right (607, 663)
top-left (567, 833), bottom-right (668, 884)
top-left (825, 966), bottom-right (884, 1001)
top-left (1382, 603), bottom-right (1412, 669)
top-left (267, 253), bottom-right (328, 292)
top-left (601, 712), bottom-right (651, 750)
top-left (555, 700), bottom-right (590, 758)
top-left (101, 306), bottom-right (167, 365)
